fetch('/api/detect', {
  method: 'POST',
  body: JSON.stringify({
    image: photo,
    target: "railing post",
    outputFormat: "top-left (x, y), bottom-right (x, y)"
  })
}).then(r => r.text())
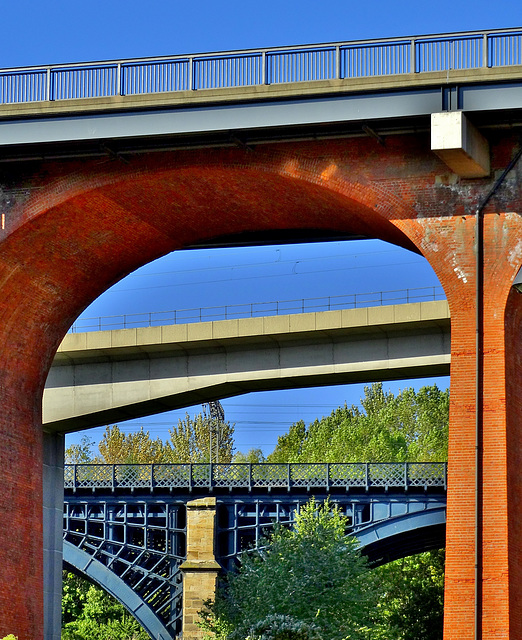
top-left (335, 45), bottom-right (341, 79)
top-left (410, 39), bottom-right (416, 73)
top-left (404, 462), bottom-right (409, 491)
top-left (46, 68), bottom-right (52, 101)
top-left (150, 463), bottom-right (154, 491)
top-left (188, 57), bottom-right (194, 90)
top-left (287, 463), bottom-right (291, 491)
top-left (483, 33), bottom-right (489, 68)
top-left (249, 463), bottom-right (252, 491)
top-left (365, 463), bottom-right (369, 491)
top-left (326, 462), bottom-right (330, 491)
top-left (116, 63), bottom-right (122, 96)
top-left (112, 465), bottom-right (116, 491)
top-left (262, 51), bottom-right (267, 85)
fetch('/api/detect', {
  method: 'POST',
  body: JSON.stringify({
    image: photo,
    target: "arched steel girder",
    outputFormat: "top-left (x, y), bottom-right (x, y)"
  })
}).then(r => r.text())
top-left (63, 541), bottom-right (171, 640)
top-left (356, 507), bottom-right (447, 567)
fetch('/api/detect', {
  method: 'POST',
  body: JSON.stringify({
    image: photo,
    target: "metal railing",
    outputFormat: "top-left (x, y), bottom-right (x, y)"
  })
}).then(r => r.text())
top-left (64, 461), bottom-right (447, 492)
top-left (69, 285), bottom-right (445, 332)
top-left (1, 28), bottom-right (521, 105)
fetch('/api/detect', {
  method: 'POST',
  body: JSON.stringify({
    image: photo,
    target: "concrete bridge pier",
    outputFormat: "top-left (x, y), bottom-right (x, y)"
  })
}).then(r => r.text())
top-left (43, 433), bottom-right (64, 640)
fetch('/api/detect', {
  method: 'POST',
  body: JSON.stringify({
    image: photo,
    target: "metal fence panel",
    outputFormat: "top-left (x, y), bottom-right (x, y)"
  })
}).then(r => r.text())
top-left (52, 65), bottom-right (118, 99)
top-left (342, 42), bottom-right (411, 77)
top-left (0, 70), bottom-right (47, 103)
top-left (489, 32), bottom-right (522, 67)
top-left (268, 48), bottom-right (336, 83)
top-left (123, 59), bottom-right (190, 94)
top-left (193, 54), bottom-right (262, 89)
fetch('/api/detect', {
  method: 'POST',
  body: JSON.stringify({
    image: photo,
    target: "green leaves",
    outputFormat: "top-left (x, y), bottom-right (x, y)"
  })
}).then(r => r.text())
top-left (268, 383), bottom-right (449, 464)
top-left (200, 499), bottom-right (380, 640)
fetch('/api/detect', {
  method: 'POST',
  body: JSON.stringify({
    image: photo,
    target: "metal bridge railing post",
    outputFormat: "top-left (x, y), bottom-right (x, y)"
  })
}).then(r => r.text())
top-left (365, 463), bottom-right (369, 491)
top-left (410, 39), bottom-right (416, 73)
top-left (326, 462), bottom-right (330, 491)
top-left (287, 463), bottom-right (291, 491)
top-left (46, 68), bottom-right (52, 101)
top-left (249, 463), bottom-right (252, 491)
top-left (483, 33), bottom-right (489, 68)
top-left (404, 462), bottom-right (409, 491)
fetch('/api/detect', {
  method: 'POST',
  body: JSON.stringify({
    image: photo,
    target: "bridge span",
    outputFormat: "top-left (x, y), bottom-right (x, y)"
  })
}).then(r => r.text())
top-left (44, 299), bottom-right (450, 432)
top-left (63, 461), bottom-right (447, 639)
top-left (2, 25), bottom-right (522, 640)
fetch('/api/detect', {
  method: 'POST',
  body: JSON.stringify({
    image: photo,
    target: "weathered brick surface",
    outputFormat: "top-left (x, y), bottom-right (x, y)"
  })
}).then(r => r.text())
top-left (0, 132), bottom-right (522, 638)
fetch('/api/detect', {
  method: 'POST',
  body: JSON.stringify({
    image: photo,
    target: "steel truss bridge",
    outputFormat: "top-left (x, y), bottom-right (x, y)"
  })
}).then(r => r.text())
top-left (64, 461), bottom-right (447, 639)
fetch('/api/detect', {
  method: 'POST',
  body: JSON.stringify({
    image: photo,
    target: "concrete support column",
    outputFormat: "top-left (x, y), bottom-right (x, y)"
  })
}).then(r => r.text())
top-left (179, 497), bottom-right (221, 639)
top-left (43, 432), bottom-right (64, 640)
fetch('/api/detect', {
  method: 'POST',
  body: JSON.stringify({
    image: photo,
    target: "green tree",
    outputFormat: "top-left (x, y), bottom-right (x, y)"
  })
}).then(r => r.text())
top-left (265, 383), bottom-right (448, 640)
top-left (65, 436), bottom-right (96, 464)
top-left (268, 383), bottom-right (448, 463)
top-left (62, 572), bottom-right (148, 640)
top-left (166, 412), bottom-right (235, 463)
top-left (374, 550), bottom-right (445, 640)
top-left (200, 499), bottom-right (383, 640)
top-left (98, 425), bottom-right (166, 464)
top-left (232, 448), bottom-right (266, 463)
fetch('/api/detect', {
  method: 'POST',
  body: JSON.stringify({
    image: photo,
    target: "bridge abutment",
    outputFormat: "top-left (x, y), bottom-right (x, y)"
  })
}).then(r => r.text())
top-left (179, 498), bottom-right (220, 639)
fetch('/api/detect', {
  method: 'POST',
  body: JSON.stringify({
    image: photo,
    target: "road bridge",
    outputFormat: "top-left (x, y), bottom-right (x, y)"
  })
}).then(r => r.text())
top-left (44, 299), bottom-right (450, 432)
top-left (63, 461), bottom-right (447, 639)
top-left (1, 26), bottom-right (522, 640)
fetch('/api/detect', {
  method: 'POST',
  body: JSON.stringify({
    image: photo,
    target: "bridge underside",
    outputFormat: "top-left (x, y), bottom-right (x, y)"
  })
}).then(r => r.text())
top-left (44, 300), bottom-right (450, 432)
top-left (63, 486), bottom-right (446, 639)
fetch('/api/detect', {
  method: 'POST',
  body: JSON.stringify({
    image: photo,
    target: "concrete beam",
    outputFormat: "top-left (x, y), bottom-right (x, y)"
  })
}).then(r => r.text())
top-left (431, 111), bottom-right (490, 178)
top-left (43, 301), bottom-right (450, 433)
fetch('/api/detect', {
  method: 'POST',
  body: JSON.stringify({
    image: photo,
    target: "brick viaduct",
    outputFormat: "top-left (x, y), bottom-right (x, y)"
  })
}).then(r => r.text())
top-left (1, 81), bottom-right (522, 640)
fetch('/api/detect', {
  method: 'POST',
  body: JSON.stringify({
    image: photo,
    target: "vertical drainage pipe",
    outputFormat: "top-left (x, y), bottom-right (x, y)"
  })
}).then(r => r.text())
top-left (473, 145), bottom-right (522, 640)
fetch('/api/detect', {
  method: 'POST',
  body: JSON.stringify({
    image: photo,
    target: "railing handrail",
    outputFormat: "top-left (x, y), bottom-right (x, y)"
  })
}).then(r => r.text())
top-left (68, 285), bottom-right (446, 333)
top-left (64, 461), bottom-right (447, 492)
top-left (1, 27), bottom-right (521, 75)
top-left (1, 27), bottom-right (522, 105)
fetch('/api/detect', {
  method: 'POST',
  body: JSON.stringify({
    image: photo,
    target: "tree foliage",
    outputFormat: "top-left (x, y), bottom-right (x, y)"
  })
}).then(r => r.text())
top-left (61, 572), bottom-right (148, 640)
top-left (167, 412), bottom-right (235, 463)
top-left (268, 383), bottom-right (448, 464)
top-left (200, 499), bottom-right (383, 640)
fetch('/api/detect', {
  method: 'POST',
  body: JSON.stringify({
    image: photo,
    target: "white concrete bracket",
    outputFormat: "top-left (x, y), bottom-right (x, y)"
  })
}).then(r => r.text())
top-left (431, 111), bottom-right (490, 178)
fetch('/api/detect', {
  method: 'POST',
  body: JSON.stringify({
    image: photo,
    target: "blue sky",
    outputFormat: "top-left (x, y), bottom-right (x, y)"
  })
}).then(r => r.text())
top-left (3, 1), bottom-right (518, 455)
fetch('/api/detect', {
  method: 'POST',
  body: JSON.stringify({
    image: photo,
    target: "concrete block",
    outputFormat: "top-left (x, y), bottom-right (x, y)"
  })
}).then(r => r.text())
top-left (161, 323), bottom-right (189, 343)
top-left (110, 327), bottom-right (137, 347)
top-left (237, 316), bottom-right (264, 337)
top-left (289, 312), bottom-right (316, 332)
top-left (315, 309), bottom-right (342, 330)
top-left (263, 315), bottom-right (290, 334)
top-left (187, 321), bottom-right (213, 341)
top-left (212, 318), bottom-right (239, 338)
top-left (431, 111), bottom-right (490, 178)
top-left (340, 307), bottom-right (368, 327)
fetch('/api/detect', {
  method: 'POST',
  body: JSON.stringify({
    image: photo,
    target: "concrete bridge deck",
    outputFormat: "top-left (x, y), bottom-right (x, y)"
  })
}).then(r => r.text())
top-left (44, 299), bottom-right (450, 432)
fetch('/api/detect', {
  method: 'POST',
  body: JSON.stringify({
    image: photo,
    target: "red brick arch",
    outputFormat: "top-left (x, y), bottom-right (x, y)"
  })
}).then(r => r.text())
top-left (2, 134), bottom-right (522, 639)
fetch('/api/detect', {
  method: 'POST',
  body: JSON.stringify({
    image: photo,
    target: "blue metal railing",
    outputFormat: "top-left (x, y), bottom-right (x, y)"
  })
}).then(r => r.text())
top-left (64, 461), bottom-right (447, 492)
top-left (69, 285), bottom-right (446, 332)
top-left (1, 28), bottom-right (521, 105)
